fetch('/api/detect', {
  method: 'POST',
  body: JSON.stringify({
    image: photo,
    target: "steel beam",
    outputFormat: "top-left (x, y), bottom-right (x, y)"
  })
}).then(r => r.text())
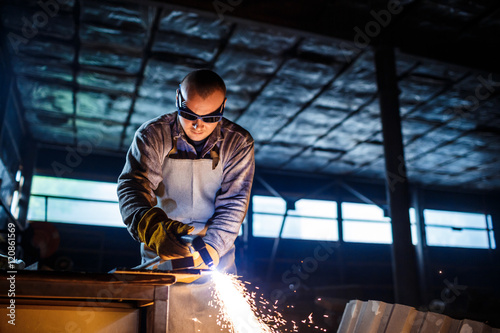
top-left (0, 23), bottom-right (10, 145)
top-left (16, 140), bottom-right (37, 229)
top-left (375, 44), bottom-right (420, 306)
top-left (412, 187), bottom-right (430, 304)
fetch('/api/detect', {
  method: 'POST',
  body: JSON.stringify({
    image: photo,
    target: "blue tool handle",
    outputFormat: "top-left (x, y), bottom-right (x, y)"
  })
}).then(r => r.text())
top-left (180, 235), bottom-right (214, 268)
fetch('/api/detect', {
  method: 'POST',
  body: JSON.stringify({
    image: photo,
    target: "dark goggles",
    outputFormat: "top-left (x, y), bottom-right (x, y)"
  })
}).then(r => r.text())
top-left (176, 85), bottom-right (225, 123)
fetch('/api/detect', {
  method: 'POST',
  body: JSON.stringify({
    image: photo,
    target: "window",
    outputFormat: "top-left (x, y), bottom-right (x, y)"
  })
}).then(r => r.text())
top-left (252, 196), bottom-right (285, 238)
top-left (238, 215), bottom-right (246, 237)
top-left (28, 176), bottom-right (123, 228)
top-left (251, 196), bottom-right (496, 249)
top-left (424, 209), bottom-right (495, 249)
top-left (487, 215), bottom-right (496, 249)
top-left (409, 208), bottom-right (418, 245)
top-left (342, 202), bottom-right (392, 244)
top-left (252, 195), bottom-right (338, 241)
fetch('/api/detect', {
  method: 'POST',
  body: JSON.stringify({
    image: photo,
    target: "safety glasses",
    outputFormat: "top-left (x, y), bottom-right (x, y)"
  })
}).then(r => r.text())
top-left (176, 85), bottom-right (225, 123)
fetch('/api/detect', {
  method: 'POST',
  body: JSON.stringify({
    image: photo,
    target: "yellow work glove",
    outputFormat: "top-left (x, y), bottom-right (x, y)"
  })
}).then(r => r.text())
top-left (193, 243), bottom-right (220, 269)
top-left (137, 207), bottom-right (194, 259)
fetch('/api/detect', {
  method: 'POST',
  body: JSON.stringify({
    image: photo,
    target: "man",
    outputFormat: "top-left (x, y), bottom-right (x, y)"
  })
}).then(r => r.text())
top-left (117, 69), bottom-right (255, 332)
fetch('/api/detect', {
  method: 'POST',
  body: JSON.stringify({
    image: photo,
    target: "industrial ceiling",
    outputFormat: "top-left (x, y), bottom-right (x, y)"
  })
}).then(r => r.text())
top-left (1, 0), bottom-right (500, 191)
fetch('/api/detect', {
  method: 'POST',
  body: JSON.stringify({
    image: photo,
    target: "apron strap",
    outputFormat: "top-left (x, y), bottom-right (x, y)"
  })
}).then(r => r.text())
top-left (168, 137), bottom-right (178, 157)
top-left (210, 146), bottom-right (220, 170)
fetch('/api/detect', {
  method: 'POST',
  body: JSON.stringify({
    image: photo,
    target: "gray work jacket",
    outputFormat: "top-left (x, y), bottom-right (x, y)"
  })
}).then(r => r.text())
top-left (117, 112), bottom-right (255, 258)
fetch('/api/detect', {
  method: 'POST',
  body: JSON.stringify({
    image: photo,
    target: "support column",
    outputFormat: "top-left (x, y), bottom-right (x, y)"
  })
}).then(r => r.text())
top-left (336, 190), bottom-right (346, 284)
top-left (0, 27), bottom-right (11, 136)
top-left (375, 45), bottom-right (420, 306)
top-left (242, 188), bottom-right (254, 276)
top-left (489, 194), bottom-right (500, 252)
top-left (17, 139), bottom-right (37, 229)
top-left (413, 187), bottom-right (430, 304)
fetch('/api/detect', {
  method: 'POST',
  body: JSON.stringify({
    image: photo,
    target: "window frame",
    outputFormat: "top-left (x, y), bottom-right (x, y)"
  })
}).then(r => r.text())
top-left (27, 175), bottom-right (123, 228)
top-left (422, 208), bottom-right (495, 250)
top-left (251, 195), bottom-right (339, 241)
top-left (340, 201), bottom-right (393, 244)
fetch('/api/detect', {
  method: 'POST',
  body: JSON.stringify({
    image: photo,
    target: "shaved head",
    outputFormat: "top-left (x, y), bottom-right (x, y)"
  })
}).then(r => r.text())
top-left (180, 69), bottom-right (226, 99)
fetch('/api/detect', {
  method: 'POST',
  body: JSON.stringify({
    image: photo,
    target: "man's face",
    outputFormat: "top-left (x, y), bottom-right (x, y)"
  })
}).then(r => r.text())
top-left (177, 86), bottom-right (225, 142)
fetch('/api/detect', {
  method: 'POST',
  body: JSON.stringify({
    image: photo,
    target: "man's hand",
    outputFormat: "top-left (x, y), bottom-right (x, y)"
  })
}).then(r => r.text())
top-left (193, 243), bottom-right (220, 269)
top-left (138, 207), bottom-right (194, 259)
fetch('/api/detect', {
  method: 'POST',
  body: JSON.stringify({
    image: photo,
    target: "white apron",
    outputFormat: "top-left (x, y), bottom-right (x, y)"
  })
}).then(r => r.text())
top-left (141, 152), bottom-right (236, 333)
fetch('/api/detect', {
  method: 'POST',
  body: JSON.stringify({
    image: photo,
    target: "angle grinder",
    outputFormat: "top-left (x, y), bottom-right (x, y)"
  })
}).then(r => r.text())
top-left (131, 235), bottom-right (214, 271)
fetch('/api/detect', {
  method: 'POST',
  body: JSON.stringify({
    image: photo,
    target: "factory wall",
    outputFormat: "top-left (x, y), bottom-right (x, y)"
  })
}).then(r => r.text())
top-left (247, 172), bottom-right (500, 326)
top-left (0, 51), bottom-right (28, 234)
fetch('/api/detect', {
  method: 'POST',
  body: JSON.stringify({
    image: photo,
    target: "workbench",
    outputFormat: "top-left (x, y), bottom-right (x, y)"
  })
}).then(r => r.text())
top-left (0, 270), bottom-right (176, 333)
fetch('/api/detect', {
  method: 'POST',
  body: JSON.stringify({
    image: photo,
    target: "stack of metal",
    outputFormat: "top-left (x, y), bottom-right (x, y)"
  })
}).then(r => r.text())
top-left (338, 300), bottom-right (499, 333)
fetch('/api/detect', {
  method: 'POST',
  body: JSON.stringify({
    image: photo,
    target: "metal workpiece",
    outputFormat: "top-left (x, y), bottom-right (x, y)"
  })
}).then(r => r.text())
top-left (132, 255), bottom-right (195, 271)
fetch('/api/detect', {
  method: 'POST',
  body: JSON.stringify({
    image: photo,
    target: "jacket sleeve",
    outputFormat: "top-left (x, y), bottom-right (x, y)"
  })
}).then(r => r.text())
top-left (203, 137), bottom-right (255, 257)
top-left (117, 124), bottom-right (166, 241)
